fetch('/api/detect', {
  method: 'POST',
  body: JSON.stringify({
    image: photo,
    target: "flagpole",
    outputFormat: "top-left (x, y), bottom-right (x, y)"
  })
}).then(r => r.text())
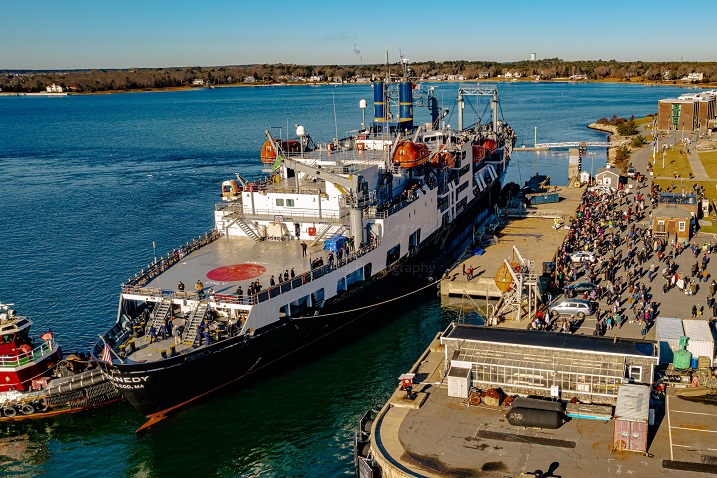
top-left (98, 334), bottom-right (126, 364)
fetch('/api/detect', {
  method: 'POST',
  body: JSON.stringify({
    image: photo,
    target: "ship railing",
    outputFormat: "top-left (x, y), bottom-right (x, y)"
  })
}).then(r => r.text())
top-left (217, 203), bottom-right (342, 223)
top-left (124, 229), bottom-right (221, 288)
top-left (0, 338), bottom-right (56, 369)
top-left (363, 190), bottom-right (425, 219)
top-left (122, 240), bottom-right (381, 308)
top-left (224, 241), bottom-right (381, 306)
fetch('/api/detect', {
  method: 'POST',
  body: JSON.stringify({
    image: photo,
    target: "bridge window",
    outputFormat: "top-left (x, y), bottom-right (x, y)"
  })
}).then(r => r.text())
top-left (286, 199), bottom-right (295, 207)
top-left (276, 198), bottom-right (285, 206)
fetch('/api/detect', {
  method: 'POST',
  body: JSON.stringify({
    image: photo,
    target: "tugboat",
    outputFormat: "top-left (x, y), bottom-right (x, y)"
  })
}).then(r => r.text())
top-left (94, 56), bottom-right (516, 430)
top-left (0, 303), bottom-right (121, 419)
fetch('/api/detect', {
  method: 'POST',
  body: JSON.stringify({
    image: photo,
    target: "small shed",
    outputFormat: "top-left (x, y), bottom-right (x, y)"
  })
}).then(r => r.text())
top-left (655, 317), bottom-right (685, 365)
top-left (613, 384), bottom-right (650, 454)
top-left (652, 205), bottom-right (693, 241)
top-left (682, 319), bottom-right (715, 366)
top-left (447, 366), bottom-right (472, 398)
top-left (595, 167), bottom-right (622, 188)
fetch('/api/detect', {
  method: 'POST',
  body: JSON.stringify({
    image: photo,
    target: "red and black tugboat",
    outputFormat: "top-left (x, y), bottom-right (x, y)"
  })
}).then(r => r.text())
top-left (0, 302), bottom-right (121, 420)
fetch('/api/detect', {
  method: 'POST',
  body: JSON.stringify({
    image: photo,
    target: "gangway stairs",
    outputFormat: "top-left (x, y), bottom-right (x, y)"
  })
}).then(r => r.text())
top-left (225, 210), bottom-right (262, 242)
top-left (182, 303), bottom-right (209, 345)
top-left (309, 218), bottom-right (346, 247)
top-left (489, 246), bottom-right (542, 324)
top-left (146, 300), bottom-right (172, 335)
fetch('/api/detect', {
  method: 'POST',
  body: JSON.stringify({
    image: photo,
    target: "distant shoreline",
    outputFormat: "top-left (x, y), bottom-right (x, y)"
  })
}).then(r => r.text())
top-left (2, 77), bottom-right (713, 97)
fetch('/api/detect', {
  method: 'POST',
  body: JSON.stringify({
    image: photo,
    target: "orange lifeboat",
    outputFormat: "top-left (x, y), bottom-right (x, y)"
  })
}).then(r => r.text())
top-left (472, 144), bottom-right (486, 165)
top-left (260, 139), bottom-right (276, 163)
top-left (481, 138), bottom-right (497, 152)
top-left (494, 262), bottom-right (519, 292)
top-left (392, 141), bottom-right (430, 168)
top-left (260, 139), bottom-right (303, 163)
top-left (426, 151), bottom-right (456, 169)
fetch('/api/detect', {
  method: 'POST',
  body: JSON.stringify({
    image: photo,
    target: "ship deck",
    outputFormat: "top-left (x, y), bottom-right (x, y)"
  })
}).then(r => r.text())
top-left (145, 235), bottom-right (324, 296)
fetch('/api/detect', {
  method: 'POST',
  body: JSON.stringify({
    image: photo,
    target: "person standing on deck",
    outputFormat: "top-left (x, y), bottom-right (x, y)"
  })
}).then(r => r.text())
top-left (159, 320), bottom-right (168, 341)
top-left (236, 286), bottom-right (243, 300)
top-left (195, 280), bottom-right (204, 298)
top-left (173, 325), bottom-right (182, 345)
top-left (301, 241), bottom-right (307, 257)
top-left (178, 281), bottom-right (185, 292)
top-left (148, 325), bottom-right (157, 344)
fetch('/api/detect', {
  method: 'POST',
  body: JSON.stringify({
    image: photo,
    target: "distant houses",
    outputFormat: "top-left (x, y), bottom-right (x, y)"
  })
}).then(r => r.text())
top-left (682, 72), bottom-right (704, 83)
top-left (46, 83), bottom-right (64, 92)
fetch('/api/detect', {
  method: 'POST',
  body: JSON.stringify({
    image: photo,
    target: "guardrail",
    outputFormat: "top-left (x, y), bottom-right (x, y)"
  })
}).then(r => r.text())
top-left (124, 229), bottom-right (221, 288)
top-left (0, 338), bottom-right (56, 368)
top-left (121, 241), bottom-right (381, 307)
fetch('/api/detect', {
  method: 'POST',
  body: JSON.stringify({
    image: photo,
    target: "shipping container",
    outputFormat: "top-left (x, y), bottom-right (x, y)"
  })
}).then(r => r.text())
top-left (682, 319), bottom-right (715, 366)
top-left (655, 317), bottom-right (684, 365)
top-left (613, 384), bottom-right (650, 455)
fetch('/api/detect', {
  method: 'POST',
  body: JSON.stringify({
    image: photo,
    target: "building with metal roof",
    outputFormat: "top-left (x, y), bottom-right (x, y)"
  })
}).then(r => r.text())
top-left (441, 323), bottom-right (657, 405)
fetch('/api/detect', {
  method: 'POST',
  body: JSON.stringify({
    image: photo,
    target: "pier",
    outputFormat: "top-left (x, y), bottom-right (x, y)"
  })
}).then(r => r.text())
top-left (364, 122), bottom-right (717, 477)
top-left (439, 184), bottom-right (584, 299)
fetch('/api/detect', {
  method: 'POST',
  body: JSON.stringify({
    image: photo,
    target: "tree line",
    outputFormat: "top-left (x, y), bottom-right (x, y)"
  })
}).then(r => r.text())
top-left (2, 59), bottom-right (716, 93)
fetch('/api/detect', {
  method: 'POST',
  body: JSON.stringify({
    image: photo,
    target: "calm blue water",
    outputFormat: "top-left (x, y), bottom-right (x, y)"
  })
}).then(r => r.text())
top-left (0, 82), bottom-right (691, 477)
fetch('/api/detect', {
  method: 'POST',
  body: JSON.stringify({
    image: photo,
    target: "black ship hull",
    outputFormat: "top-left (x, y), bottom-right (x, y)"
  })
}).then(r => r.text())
top-left (100, 177), bottom-right (504, 420)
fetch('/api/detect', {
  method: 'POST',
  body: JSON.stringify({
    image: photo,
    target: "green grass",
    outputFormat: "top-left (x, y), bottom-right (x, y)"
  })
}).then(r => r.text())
top-left (698, 151), bottom-right (717, 179)
top-left (651, 147), bottom-right (693, 178)
top-left (634, 116), bottom-right (654, 126)
top-left (653, 178), bottom-right (717, 234)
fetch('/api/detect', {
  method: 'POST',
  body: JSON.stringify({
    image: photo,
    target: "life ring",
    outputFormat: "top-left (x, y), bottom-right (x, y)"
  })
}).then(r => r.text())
top-left (614, 440), bottom-right (627, 451)
top-left (3, 407), bottom-right (17, 418)
top-left (356, 142), bottom-right (366, 151)
top-left (20, 403), bottom-right (35, 415)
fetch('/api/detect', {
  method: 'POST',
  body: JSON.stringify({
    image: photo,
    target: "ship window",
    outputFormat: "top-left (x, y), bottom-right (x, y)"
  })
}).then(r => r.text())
top-left (364, 263), bottom-right (372, 279)
top-left (629, 366), bottom-right (642, 382)
top-left (679, 221), bottom-right (686, 232)
top-left (276, 198), bottom-right (285, 206)
top-left (313, 288), bottom-right (325, 302)
top-left (386, 244), bottom-right (400, 265)
top-left (279, 304), bottom-right (288, 318)
top-left (337, 278), bottom-right (346, 293)
top-left (286, 199), bottom-right (295, 207)
top-left (346, 269), bottom-right (362, 288)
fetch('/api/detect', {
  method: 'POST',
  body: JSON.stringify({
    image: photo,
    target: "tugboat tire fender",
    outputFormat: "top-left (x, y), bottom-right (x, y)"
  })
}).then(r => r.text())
top-left (2, 406), bottom-right (17, 418)
top-left (20, 403), bottom-right (35, 415)
top-left (35, 399), bottom-right (48, 412)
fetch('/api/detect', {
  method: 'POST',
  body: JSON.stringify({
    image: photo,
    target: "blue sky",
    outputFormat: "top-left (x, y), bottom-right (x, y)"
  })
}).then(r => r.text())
top-left (1, 0), bottom-right (715, 69)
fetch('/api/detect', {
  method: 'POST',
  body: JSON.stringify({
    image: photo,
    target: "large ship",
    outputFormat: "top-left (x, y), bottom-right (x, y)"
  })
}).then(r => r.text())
top-left (93, 64), bottom-right (516, 429)
top-left (0, 302), bottom-right (121, 420)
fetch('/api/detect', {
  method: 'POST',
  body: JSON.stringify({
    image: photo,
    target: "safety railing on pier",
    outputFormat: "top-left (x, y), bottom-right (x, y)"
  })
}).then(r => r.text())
top-left (0, 338), bottom-right (56, 368)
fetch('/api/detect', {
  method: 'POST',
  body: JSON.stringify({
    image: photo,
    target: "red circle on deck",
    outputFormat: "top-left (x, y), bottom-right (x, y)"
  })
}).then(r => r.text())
top-left (206, 264), bottom-right (266, 282)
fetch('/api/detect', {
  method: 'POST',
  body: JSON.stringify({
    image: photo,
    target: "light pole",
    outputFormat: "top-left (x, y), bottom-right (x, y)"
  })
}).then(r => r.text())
top-left (681, 121), bottom-right (685, 144)
top-left (359, 99), bottom-right (367, 130)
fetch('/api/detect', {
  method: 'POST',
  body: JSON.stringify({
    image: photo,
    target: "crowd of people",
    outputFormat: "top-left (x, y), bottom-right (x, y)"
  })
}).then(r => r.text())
top-left (538, 168), bottom-right (715, 337)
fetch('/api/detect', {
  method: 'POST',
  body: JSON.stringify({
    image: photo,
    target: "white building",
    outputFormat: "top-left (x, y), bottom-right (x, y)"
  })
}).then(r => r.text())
top-left (46, 83), bottom-right (64, 93)
top-left (682, 73), bottom-right (704, 82)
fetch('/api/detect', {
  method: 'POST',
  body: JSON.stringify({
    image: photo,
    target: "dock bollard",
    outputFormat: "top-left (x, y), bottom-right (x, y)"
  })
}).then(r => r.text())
top-left (160, 350), bottom-right (167, 359)
top-left (128, 339), bottom-right (135, 352)
top-left (169, 344), bottom-right (176, 356)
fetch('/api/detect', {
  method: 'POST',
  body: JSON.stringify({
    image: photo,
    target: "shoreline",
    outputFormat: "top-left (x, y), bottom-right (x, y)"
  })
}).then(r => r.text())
top-left (2, 77), bottom-right (715, 97)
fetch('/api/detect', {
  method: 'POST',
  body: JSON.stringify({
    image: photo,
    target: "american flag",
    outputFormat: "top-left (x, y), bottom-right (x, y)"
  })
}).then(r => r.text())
top-left (101, 342), bottom-right (113, 363)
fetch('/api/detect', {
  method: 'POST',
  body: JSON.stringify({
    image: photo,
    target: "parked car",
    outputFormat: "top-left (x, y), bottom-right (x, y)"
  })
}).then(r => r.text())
top-left (569, 251), bottom-right (598, 264)
top-left (588, 185), bottom-right (615, 195)
top-left (564, 282), bottom-right (598, 297)
top-left (627, 167), bottom-right (637, 178)
top-left (549, 297), bottom-right (594, 318)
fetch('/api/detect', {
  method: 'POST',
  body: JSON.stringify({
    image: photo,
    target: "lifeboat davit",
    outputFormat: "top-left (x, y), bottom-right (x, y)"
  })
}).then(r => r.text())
top-left (393, 141), bottom-right (431, 168)
top-left (260, 139), bottom-right (302, 163)
top-left (472, 144), bottom-right (486, 165)
top-left (426, 151), bottom-right (456, 169)
top-left (494, 262), bottom-right (519, 292)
